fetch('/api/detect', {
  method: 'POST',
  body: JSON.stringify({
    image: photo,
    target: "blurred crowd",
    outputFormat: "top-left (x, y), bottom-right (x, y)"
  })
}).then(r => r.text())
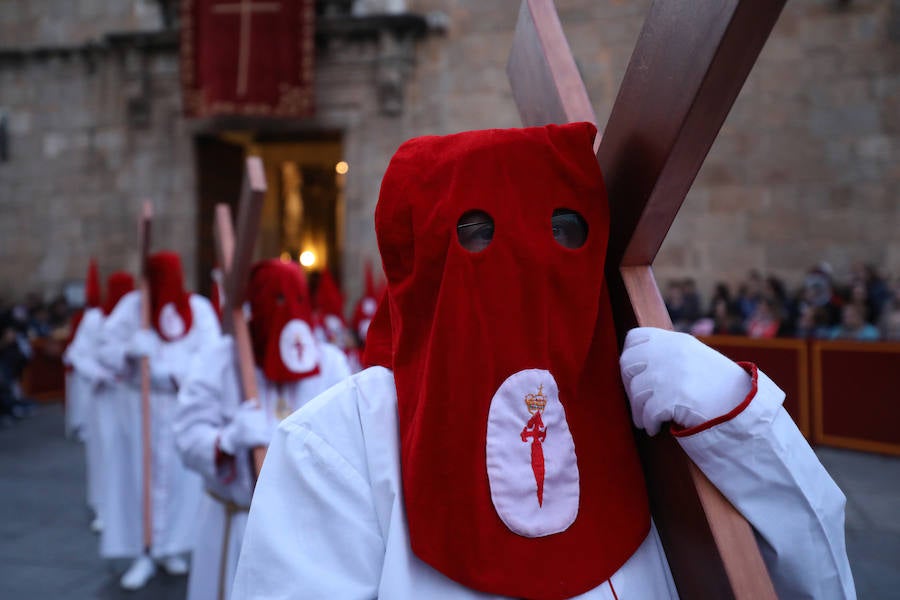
top-left (0, 292), bottom-right (72, 425)
top-left (667, 263), bottom-right (900, 342)
top-left (2, 260), bottom-right (899, 426)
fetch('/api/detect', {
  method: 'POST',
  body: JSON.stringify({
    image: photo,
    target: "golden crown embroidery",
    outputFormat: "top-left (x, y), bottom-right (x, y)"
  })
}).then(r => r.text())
top-left (520, 384), bottom-right (548, 506)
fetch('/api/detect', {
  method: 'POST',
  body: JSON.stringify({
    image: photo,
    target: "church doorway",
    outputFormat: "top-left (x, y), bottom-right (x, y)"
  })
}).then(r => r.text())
top-left (193, 131), bottom-right (346, 297)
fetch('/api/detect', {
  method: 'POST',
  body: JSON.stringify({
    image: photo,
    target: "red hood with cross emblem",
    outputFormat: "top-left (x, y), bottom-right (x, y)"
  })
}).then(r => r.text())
top-left (373, 123), bottom-right (649, 600)
top-left (248, 259), bottom-right (320, 383)
top-left (146, 251), bottom-right (193, 342)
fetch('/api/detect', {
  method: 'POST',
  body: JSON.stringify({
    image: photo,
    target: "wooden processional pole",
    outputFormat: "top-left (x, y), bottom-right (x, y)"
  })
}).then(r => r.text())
top-left (507, 0), bottom-right (785, 597)
top-left (137, 200), bottom-right (154, 552)
top-left (213, 156), bottom-right (268, 478)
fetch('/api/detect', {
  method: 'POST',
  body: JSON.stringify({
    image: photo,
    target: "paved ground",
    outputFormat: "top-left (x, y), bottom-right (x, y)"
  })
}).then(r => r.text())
top-left (0, 403), bottom-right (897, 599)
top-left (0, 404), bottom-right (187, 600)
top-left (818, 446), bottom-right (900, 598)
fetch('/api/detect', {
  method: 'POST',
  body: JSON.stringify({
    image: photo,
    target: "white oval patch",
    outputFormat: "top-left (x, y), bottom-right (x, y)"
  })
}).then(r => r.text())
top-left (159, 303), bottom-right (186, 339)
top-left (324, 314), bottom-right (344, 342)
top-left (278, 319), bottom-right (320, 373)
top-left (362, 297), bottom-right (377, 317)
top-left (486, 369), bottom-right (579, 538)
top-left (358, 318), bottom-right (372, 342)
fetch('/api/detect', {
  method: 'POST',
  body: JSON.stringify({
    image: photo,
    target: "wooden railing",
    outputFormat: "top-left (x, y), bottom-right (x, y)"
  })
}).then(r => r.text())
top-left (26, 332), bottom-right (900, 455)
top-left (702, 335), bottom-right (900, 456)
top-left (20, 337), bottom-right (67, 402)
top-left (810, 340), bottom-right (900, 456)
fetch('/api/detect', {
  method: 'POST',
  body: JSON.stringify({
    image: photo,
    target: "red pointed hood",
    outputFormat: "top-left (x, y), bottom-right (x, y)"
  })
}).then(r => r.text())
top-left (315, 270), bottom-right (345, 321)
top-left (361, 293), bottom-right (391, 369)
top-left (104, 272), bottom-right (135, 315)
top-left (313, 269), bottom-right (351, 349)
top-left (146, 251), bottom-right (193, 341)
top-left (85, 259), bottom-right (102, 308)
top-left (374, 123), bottom-right (649, 599)
top-left (350, 260), bottom-right (380, 346)
top-left (248, 259), bottom-right (321, 383)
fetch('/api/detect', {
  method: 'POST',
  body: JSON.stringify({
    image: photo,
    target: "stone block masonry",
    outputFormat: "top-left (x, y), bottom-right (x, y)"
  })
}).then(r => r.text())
top-left (1, 0), bottom-right (898, 306)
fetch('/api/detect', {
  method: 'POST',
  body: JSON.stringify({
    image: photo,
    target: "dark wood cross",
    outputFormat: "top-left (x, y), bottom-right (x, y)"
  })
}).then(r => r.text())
top-left (137, 200), bottom-right (154, 552)
top-left (507, 1), bottom-right (786, 597)
top-left (213, 156), bottom-right (268, 477)
top-left (211, 0), bottom-right (283, 96)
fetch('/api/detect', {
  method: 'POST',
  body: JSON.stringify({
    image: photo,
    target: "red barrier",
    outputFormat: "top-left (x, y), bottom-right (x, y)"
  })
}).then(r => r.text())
top-left (21, 338), bottom-right (66, 402)
top-left (19, 332), bottom-right (900, 454)
top-left (702, 336), bottom-right (810, 438)
top-left (811, 341), bottom-right (900, 456)
top-left (701, 336), bottom-right (900, 456)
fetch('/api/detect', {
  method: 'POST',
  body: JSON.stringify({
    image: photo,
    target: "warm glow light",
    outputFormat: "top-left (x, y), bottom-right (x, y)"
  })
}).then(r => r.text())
top-left (280, 252), bottom-right (291, 263)
top-left (299, 250), bottom-right (316, 267)
top-left (335, 161), bottom-right (349, 175)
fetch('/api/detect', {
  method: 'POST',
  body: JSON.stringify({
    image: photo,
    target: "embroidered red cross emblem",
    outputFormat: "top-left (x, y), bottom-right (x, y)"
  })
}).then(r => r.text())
top-left (521, 385), bottom-right (548, 507)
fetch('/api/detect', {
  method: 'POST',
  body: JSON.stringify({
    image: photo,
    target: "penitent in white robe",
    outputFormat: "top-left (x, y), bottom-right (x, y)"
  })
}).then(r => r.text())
top-left (96, 291), bottom-right (219, 559)
top-left (175, 335), bottom-right (351, 600)
top-left (64, 313), bottom-right (99, 441)
top-left (232, 366), bottom-right (856, 600)
top-left (64, 307), bottom-right (112, 520)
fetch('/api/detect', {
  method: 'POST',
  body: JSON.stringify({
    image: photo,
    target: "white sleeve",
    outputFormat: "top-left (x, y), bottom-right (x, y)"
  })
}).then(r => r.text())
top-left (154, 295), bottom-right (222, 386)
top-left (96, 292), bottom-right (141, 374)
top-left (174, 336), bottom-right (236, 484)
top-left (67, 310), bottom-right (111, 382)
top-left (676, 368), bottom-right (856, 599)
top-left (320, 343), bottom-right (353, 387)
top-left (232, 402), bottom-right (385, 599)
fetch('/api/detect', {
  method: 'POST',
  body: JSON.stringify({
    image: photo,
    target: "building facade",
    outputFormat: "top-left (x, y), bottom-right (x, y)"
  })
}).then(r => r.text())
top-left (0, 0), bottom-right (898, 306)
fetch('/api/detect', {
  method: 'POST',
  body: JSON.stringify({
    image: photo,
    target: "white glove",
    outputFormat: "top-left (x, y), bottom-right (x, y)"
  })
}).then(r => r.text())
top-left (92, 378), bottom-right (112, 394)
top-left (148, 362), bottom-right (179, 392)
top-left (218, 401), bottom-right (272, 455)
top-left (619, 327), bottom-right (752, 436)
top-left (127, 329), bottom-right (159, 358)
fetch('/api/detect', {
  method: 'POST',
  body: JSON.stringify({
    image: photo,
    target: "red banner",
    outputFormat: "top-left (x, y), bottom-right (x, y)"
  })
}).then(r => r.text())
top-left (181, 0), bottom-right (315, 118)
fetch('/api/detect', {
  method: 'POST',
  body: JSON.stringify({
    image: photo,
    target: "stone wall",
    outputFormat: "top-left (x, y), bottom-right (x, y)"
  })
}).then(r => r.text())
top-left (375, 0), bottom-right (899, 299)
top-left (0, 36), bottom-right (195, 301)
top-left (0, 0), bottom-right (162, 47)
top-left (1, 0), bottom-right (898, 306)
top-left (661, 0), bottom-right (900, 295)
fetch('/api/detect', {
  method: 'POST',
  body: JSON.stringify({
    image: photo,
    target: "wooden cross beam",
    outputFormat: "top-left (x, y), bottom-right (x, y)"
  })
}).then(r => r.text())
top-left (507, 0), bottom-right (786, 597)
top-left (213, 156), bottom-right (268, 477)
top-left (137, 199), bottom-right (154, 552)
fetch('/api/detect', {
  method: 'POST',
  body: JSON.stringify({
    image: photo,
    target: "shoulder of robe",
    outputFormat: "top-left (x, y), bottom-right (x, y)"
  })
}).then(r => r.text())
top-left (82, 307), bottom-right (104, 325)
top-left (186, 294), bottom-right (222, 339)
top-left (76, 308), bottom-right (104, 336)
top-left (280, 366), bottom-right (395, 444)
top-left (318, 342), bottom-right (351, 371)
top-left (114, 290), bottom-right (141, 313)
top-left (202, 332), bottom-right (234, 362)
top-left (104, 291), bottom-right (141, 327)
top-left (187, 334), bottom-right (235, 382)
top-left (188, 294), bottom-right (218, 320)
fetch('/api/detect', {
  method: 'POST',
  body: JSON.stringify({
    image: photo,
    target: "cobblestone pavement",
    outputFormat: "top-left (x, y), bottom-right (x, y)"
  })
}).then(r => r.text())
top-left (0, 404), bottom-right (897, 598)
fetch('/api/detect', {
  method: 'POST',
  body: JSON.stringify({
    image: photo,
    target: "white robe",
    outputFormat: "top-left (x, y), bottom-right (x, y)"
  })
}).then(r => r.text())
top-left (63, 371), bottom-right (88, 439)
top-left (175, 335), bottom-right (352, 600)
top-left (64, 307), bottom-right (112, 518)
top-left (232, 366), bottom-right (856, 600)
top-left (63, 311), bottom-right (104, 440)
top-left (96, 291), bottom-right (219, 559)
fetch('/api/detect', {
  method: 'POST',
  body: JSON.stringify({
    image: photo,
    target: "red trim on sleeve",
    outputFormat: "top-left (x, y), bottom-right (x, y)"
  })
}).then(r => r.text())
top-left (671, 362), bottom-right (758, 438)
top-left (214, 436), bottom-right (237, 484)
